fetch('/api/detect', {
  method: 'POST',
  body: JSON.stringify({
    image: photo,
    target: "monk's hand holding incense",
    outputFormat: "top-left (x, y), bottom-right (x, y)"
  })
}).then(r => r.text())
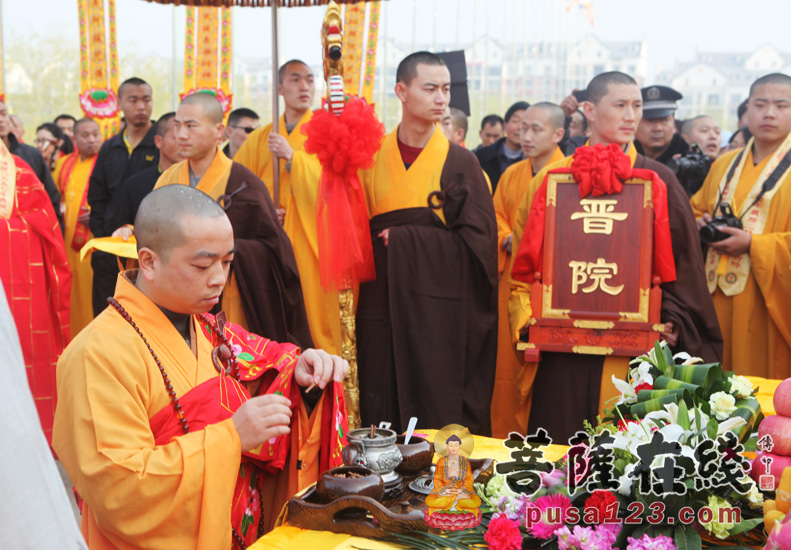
top-left (295, 348), bottom-right (349, 390)
top-left (232, 394), bottom-right (292, 452)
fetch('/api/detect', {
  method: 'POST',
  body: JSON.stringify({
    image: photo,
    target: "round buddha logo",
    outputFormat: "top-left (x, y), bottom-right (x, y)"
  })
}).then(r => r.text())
top-left (423, 424), bottom-right (482, 530)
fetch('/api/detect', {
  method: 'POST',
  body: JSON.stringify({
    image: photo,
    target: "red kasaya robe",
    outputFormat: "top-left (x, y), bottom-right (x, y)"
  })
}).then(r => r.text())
top-left (0, 153), bottom-right (70, 444)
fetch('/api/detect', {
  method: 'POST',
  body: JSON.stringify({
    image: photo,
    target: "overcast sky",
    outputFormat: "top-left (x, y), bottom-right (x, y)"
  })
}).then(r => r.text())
top-left (5, 0), bottom-right (791, 84)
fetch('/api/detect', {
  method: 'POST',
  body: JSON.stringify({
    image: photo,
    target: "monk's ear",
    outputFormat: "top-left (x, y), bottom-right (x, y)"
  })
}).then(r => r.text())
top-left (216, 123), bottom-right (225, 142)
top-left (553, 127), bottom-right (565, 146)
top-left (137, 247), bottom-right (159, 281)
top-left (394, 82), bottom-right (408, 104)
top-left (582, 101), bottom-right (595, 125)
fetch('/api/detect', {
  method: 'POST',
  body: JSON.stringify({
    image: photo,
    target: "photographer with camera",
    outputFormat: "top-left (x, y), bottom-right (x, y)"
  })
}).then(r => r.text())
top-left (667, 116), bottom-right (721, 196)
top-left (691, 73), bottom-right (791, 379)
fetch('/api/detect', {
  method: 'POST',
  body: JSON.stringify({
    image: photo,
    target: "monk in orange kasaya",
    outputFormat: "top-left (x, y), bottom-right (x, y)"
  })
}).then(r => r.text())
top-left (54, 185), bottom-right (349, 549)
top-left (54, 118), bottom-right (102, 335)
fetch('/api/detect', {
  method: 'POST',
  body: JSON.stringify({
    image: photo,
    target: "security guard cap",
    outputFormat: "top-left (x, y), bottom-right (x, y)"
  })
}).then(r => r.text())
top-left (641, 85), bottom-right (683, 119)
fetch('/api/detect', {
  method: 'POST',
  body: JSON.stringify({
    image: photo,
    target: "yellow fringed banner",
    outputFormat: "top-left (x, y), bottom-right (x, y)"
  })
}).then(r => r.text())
top-left (342, 2), bottom-right (365, 95)
top-left (182, 6), bottom-right (233, 116)
top-left (78, 0), bottom-right (121, 139)
top-left (361, 1), bottom-right (379, 104)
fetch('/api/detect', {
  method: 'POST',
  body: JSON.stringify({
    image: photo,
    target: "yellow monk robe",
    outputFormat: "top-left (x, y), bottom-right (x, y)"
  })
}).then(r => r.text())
top-left (235, 111), bottom-right (341, 353)
top-left (490, 147), bottom-right (564, 438)
top-left (61, 154), bottom-right (96, 335)
top-left (53, 273), bottom-right (327, 548)
top-left (691, 138), bottom-right (791, 379)
top-left (156, 149), bottom-right (248, 328)
top-left (509, 146), bottom-right (640, 419)
top-left (235, 111), bottom-right (313, 210)
top-left (362, 126), bottom-right (449, 221)
top-left (285, 152), bottom-right (342, 354)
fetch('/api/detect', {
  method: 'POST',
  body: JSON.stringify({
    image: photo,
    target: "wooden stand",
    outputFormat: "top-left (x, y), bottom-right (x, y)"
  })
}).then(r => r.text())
top-left (283, 458), bottom-right (493, 538)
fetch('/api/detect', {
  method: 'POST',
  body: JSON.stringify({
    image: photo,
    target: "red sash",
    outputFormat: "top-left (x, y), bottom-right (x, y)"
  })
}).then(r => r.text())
top-left (149, 316), bottom-right (348, 545)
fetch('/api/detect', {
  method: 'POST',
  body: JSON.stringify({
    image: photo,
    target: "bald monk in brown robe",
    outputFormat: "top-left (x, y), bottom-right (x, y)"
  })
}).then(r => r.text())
top-left (357, 52), bottom-right (498, 435)
top-left (151, 93), bottom-right (313, 348)
top-left (509, 72), bottom-right (722, 442)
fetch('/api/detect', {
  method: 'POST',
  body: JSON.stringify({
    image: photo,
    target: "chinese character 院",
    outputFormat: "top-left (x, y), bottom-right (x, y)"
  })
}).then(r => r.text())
top-left (569, 258), bottom-right (624, 296)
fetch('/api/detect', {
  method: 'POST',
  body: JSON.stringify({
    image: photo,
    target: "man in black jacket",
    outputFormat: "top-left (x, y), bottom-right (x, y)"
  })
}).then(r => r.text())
top-left (0, 101), bottom-right (62, 227)
top-left (634, 85), bottom-right (689, 166)
top-left (474, 101), bottom-right (529, 191)
top-left (88, 77), bottom-right (159, 315)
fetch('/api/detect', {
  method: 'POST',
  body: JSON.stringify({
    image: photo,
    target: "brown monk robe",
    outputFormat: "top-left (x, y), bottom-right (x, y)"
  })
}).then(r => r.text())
top-left (509, 73), bottom-right (722, 443)
top-left (357, 53), bottom-right (498, 436)
top-left (155, 93), bottom-right (313, 349)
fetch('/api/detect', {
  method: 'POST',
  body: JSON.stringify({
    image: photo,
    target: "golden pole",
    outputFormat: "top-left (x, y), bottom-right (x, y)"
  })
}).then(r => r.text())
top-left (322, 2), bottom-right (360, 429)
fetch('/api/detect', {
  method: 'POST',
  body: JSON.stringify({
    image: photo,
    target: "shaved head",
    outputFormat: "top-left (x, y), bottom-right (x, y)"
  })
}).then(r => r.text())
top-left (180, 92), bottom-right (224, 124)
top-left (529, 102), bottom-right (566, 130)
top-left (135, 185), bottom-right (228, 262)
top-left (73, 117), bottom-right (99, 134)
top-left (750, 73), bottom-right (791, 97)
top-left (587, 72), bottom-right (638, 105)
top-left (681, 115), bottom-right (714, 136)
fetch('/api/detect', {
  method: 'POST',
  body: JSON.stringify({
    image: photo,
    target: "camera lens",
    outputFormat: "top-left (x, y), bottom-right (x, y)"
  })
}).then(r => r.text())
top-left (699, 224), bottom-right (718, 243)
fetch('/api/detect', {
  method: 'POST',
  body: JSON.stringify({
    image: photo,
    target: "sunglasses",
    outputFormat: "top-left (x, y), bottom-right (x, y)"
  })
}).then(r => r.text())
top-left (231, 125), bottom-right (256, 134)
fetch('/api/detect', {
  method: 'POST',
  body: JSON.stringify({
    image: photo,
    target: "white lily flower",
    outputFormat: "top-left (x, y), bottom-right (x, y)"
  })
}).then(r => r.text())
top-left (617, 463), bottom-right (636, 496)
top-left (716, 416), bottom-right (747, 436)
top-left (645, 402), bottom-right (680, 428)
top-left (612, 419), bottom-right (653, 455)
top-left (612, 374), bottom-right (637, 404)
top-left (630, 362), bottom-right (654, 387)
top-left (673, 351), bottom-right (703, 365)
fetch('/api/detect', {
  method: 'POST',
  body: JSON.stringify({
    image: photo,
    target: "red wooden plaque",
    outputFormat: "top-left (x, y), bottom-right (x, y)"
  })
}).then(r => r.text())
top-left (521, 173), bottom-right (662, 361)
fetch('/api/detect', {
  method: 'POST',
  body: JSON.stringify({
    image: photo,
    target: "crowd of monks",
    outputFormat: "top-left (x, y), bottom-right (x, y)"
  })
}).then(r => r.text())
top-left (2, 49), bottom-right (791, 548)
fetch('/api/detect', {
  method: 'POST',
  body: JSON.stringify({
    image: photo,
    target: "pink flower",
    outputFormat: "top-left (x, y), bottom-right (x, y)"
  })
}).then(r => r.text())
top-left (539, 468), bottom-right (567, 488)
top-left (525, 493), bottom-right (572, 540)
top-left (626, 534), bottom-right (677, 550)
top-left (484, 515), bottom-right (523, 550)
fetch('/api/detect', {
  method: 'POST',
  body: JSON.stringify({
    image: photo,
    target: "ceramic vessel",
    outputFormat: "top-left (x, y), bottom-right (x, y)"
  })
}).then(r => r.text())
top-left (315, 466), bottom-right (384, 503)
top-left (394, 435), bottom-right (434, 476)
top-left (342, 427), bottom-right (403, 483)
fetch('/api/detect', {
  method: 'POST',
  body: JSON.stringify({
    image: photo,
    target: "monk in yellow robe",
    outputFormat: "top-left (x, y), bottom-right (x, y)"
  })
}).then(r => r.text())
top-left (357, 52), bottom-right (498, 435)
top-left (509, 72), bottom-right (722, 442)
top-left (155, 92), bottom-right (312, 349)
top-left (53, 184), bottom-right (349, 549)
top-left (235, 60), bottom-right (342, 354)
top-left (54, 118), bottom-right (103, 335)
top-left (690, 73), bottom-right (791, 379)
top-left (425, 434), bottom-right (481, 515)
top-left (491, 103), bottom-right (566, 438)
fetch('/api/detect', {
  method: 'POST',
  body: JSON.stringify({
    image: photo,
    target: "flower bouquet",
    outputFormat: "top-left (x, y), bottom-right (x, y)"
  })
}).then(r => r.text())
top-left (373, 342), bottom-right (768, 550)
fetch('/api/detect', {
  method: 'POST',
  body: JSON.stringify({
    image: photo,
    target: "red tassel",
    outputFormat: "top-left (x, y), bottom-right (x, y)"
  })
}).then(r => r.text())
top-left (302, 98), bottom-right (385, 291)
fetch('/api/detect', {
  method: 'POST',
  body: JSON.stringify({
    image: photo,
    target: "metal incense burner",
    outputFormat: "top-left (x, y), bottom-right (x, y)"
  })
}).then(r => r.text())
top-left (342, 426), bottom-right (404, 497)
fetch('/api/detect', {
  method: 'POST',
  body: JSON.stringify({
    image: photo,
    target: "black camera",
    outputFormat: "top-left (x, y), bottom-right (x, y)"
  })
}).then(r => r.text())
top-left (668, 144), bottom-right (712, 196)
top-left (699, 203), bottom-right (743, 243)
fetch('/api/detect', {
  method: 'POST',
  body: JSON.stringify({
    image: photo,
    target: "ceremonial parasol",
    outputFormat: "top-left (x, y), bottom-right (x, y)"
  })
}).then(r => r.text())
top-left (141, 0), bottom-right (381, 205)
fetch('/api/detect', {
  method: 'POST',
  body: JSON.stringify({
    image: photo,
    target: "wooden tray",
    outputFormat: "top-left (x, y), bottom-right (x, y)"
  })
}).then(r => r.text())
top-left (283, 458), bottom-right (494, 538)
